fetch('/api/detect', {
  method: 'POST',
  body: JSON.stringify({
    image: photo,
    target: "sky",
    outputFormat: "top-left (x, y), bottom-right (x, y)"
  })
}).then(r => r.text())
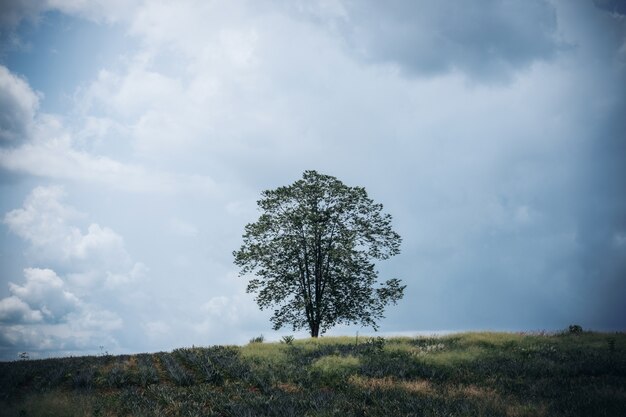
top-left (0, 0), bottom-right (625, 360)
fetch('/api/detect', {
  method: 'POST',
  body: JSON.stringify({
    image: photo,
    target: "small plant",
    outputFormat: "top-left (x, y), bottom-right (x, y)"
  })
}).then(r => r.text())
top-left (568, 324), bottom-right (583, 334)
top-left (608, 337), bottom-right (616, 353)
top-left (249, 334), bottom-right (265, 344)
top-left (159, 353), bottom-right (194, 386)
top-left (18, 352), bottom-right (29, 360)
top-left (364, 336), bottom-right (386, 354)
top-left (280, 335), bottom-right (295, 345)
top-left (310, 355), bottom-right (360, 386)
top-left (105, 364), bottom-right (127, 388)
top-left (137, 355), bottom-right (159, 387)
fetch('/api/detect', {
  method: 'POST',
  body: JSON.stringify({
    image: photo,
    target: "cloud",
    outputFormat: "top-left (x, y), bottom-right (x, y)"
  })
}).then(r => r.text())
top-left (142, 320), bottom-right (170, 339)
top-left (194, 293), bottom-right (269, 338)
top-left (594, 0), bottom-right (626, 15)
top-left (3, 185), bottom-right (150, 291)
top-left (283, 0), bottom-right (561, 82)
top-left (0, 309), bottom-right (123, 358)
top-left (0, 65), bottom-right (217, 194)
top-left (0, 268), bottom-right (87, 327)
top-left (169, 217), bottom-right (198, 238)
top-left (0, 0), bottom-right (45, 28)
top-left (104, 262), bottom-right (148, 288)
top-left (0, 296), bottom-right (43, 324)
top-left (47, 0), bottom-right (144, 23)
top-left (0, 185), bottom-right (144, 357)
top-left (0, 0), bottom-right (141, 28)
top-left (1, 0), bottom-right (625, 359)
top-left (0, 65), bottom-right (40, 144)
top-left (3, 185), bottom-right (130, 266)
top-left (6, 268), bottom-right (80, 323)
top-left (0, 126), bottom-right (217, 194)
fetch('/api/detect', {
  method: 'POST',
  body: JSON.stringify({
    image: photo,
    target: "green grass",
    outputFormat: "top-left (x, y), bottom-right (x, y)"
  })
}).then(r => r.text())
top-left (0, 331), bottom-right (625, 416)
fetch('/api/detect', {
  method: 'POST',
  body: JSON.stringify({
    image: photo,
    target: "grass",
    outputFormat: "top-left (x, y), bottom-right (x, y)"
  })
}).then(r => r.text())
top-left (0, 331), bottom-right (624, 416)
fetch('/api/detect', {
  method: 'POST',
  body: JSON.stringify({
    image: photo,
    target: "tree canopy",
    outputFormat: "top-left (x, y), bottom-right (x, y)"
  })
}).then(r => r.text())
top-left (233, 170), bottom-right (405, 337)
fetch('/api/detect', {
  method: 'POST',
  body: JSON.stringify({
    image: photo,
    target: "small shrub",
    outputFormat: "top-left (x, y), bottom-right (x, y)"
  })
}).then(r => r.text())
top-left (568, 325), bottom-right (583, 334)
top-left (608, 337), bottom-right (616, 353)
top-left (159, 353), bottom-right (194, 386)
top-left (72, 366), bottom-right (96, 388)
top-left (281, 335), bottom-right (295, 345)
top-left (136, 354), bottom-right (159, 386)
top-left (310, 355), bottom-right (360, 386)
top-left (363, 336), bottom-right (386, 354)
top-left (250, 335), bottom-right (265, 344)
top-left (106, 364), bottom-right (127, 388)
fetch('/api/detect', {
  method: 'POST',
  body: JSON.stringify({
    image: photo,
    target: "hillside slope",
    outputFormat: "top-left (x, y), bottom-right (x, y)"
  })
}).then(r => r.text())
top-left (1, 332), bottom-right (625, 416)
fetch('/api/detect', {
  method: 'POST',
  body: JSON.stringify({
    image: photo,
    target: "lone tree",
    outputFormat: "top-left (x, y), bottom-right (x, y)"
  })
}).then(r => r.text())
top-left (233, 170), bottom-right (405, 337)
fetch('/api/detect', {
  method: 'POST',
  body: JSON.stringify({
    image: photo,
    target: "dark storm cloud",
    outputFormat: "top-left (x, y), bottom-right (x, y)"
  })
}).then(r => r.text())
top-left (574, 99), bottom-right (626, 329)
top-left (281, 0), bottom-right (561, 82)
top-left (594, 0), bottom-right (626, 15)
top-left (562, 1), bottom-right (626, 330)
top-left (0, 0), bottom-right (45, 56)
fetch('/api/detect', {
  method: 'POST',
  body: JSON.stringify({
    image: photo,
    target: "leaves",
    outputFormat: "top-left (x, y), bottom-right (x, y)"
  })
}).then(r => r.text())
top-left (233, 170), bottom-right (404, 336)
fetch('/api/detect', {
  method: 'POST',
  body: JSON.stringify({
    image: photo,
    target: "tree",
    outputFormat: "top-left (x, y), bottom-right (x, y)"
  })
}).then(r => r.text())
top-left (233, 170), bottom-right (405, 337)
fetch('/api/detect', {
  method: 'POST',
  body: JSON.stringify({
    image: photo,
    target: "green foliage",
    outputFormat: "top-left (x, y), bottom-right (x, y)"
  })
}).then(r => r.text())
top-left (234, 170), bottom-right (405, 337)
top-left (249, 334), bottom-right (265, 344)
top-left (310, 355), bottom-right (360, 386)
top-left (135, 354), bottom-right (158, 387)
top-left (157, 352), bottom-right (194, 386)
top-left (1, 332), bottom-right (625, 416)
top-left (281, 335), bottom-right (295, 345)
top-left (608, 337), bottom-right (616, 353)
top-left (569, 324), bottom-right (583, 334)
top-left (363, 336), bottom-right (386, 354)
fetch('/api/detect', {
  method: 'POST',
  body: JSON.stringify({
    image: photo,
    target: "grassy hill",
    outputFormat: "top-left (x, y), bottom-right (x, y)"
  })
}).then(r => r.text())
top-left (1, 331), bottom-right (625, 416)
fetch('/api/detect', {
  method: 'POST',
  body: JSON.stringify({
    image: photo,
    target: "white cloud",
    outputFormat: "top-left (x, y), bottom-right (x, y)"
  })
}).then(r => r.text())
top-left (0, 65), bottom-right (217, 195)
top-left (0, 136), bottom-right (217, 194)
top-left (3, 184), bottom-right (150, 293)
top-left (67, 307), bottom-right (122, 332)
top-left (3, 185), bottom-right (131, 267)
top-left (0, 268), bottom-right (81, 325)
top-left (0, 267), bottom-right (124, 355)
top-left (105, 262), bottom-right (148, 288)
top-left (8, 268), bottom-right (80, 322)
top-left (0, 296), bottom-right (43, 324)
top-left (83, 67), bottom-right (183, 120)
top-left (169, 217), bottom-right (198, 238)
top-left (0, 185), bottom-right (141, 356)
top-left (0, 316), bottom-right (122, 358)
top-left (0, 65), bottom-right (39, 143)
top-left (194, 292), bottom-right (268, 337)
top-left (143, 320), bottom-right (170, 338)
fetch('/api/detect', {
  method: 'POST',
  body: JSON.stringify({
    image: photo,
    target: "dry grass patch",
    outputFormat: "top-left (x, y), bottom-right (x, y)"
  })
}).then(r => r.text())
top-left (276, 382), bottom-right (302, 393)
top-left (349, 375), bottom-right (435, 395)
top-left (445, 384), bottom-right (548, 417)
top-left (0, 390), bottom-right (93, 417)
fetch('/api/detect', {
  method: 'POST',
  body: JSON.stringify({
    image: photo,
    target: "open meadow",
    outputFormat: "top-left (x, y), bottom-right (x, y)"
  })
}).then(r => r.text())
top-left (1, 331), bottom-right (625, 417)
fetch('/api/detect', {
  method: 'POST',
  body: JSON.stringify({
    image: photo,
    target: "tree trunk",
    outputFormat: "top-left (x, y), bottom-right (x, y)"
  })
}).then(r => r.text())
top-left (310, 322), bottom-right (320, 338)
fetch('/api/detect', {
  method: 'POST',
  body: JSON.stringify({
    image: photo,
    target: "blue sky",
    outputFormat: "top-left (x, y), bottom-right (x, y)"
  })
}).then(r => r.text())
top-left (0, 0), bottom-right (625, 360)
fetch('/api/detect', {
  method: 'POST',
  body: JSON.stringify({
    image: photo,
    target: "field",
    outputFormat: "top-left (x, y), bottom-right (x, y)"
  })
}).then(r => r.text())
top-left (0, 331), bottom-right (625, 416)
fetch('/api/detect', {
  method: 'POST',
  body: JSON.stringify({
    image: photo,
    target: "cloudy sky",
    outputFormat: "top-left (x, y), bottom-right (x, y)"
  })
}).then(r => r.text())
top-left (0, 0), bottom-right (625, 360)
